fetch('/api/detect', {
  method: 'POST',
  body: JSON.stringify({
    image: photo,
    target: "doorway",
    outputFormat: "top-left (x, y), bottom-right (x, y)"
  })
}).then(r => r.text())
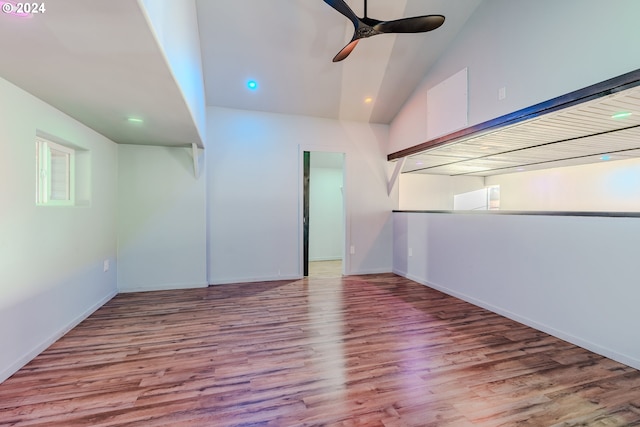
top-left (303, 151), bottom-right (345, 277)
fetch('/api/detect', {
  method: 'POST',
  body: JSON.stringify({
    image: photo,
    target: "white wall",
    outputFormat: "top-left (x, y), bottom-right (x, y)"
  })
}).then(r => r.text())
top-left (206, 107), bottom-right (393, 284)
top-left (393, 211), bottom-right (640, 370)
top-left (309, 159), bottom-right (344, 261)
top-left (138, 0), bottom-right (207, 146)
top-left (486, 158), bottom-right (640, 211)
top-left (0, 77), bottom-right (118, 382)
top-left (117, 145), bottom-right (207, 291)
top-left (398, 174), bottom-right (484, 210)
top-left (389, 0), bottom-right (640, 154)
top-left (389, 0), bottom-right (640, 376)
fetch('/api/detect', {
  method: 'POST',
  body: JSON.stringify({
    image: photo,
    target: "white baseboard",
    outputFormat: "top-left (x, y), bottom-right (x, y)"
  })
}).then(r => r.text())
top-left (348, 267), bottom-right (393, 275)
top-left (0, 289), bottom-right (117, 384)
top-left (309, 257), bottom-right (342, 262)
top-left (393, 271), bottom-right (640, 371)
top-left (209, 268), bottom-right (394, 285)
top-left (118, 282), bottom-right (209, 293)
top-left (392, 268), bottom-right (408, 277)
top-left (209, 275), bottom-right (302, 286)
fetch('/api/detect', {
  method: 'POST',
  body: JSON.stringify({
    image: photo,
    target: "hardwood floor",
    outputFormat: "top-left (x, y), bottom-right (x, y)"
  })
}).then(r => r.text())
top-left (2, 274), bottom-right (640, 426)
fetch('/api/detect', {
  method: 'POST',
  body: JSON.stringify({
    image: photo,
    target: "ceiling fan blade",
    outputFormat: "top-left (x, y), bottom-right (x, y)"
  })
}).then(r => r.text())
top-left (375, 14), bottom-right (445, 34)
top-left (323, 1), bottom-right (445, 62)
top-left (333, 39), bottom-right (360, 62)
top-left (323, 0), bottom-right (360, 28)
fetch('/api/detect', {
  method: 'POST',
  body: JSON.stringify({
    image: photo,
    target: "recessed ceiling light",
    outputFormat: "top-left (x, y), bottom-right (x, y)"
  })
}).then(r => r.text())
top-left (247, 80), bottom-right (258, 90)
top-left (127, 117), bottom-right (144, 124)
top-left (611, 111), bottom-right (632, 120)
top-left (600, 154), bottom-right (611, 161)
top-left (415, 161), bottom-right (424, 166)
top-left (364, 97), bottom-right (373, 104)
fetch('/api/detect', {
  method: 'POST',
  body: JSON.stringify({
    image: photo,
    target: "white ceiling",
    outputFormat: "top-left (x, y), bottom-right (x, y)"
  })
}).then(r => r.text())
top-left (0, 0), bottom-right (201, 147)
top-left (0, 0), bottom-right (481, 146)
top-left (2, 0), bottom-right (639, 178)
top-left (196, 0), bottom-right (481, 123)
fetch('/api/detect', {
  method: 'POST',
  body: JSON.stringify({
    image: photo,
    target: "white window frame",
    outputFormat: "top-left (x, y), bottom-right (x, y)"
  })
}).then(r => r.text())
top-left (36, 137), bottom-right (75, 206)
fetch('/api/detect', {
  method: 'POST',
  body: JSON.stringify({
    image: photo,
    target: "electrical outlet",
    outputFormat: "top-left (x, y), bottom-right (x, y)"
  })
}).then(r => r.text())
top-left (408, 248), bottom-right (413, 257)
top-left (350, 245), bottom-right (355, 255)
top-left (103, 259), bottom-right (110, 272)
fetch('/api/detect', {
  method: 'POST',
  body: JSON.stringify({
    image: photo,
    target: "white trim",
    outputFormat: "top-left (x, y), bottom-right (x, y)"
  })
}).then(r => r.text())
top-left (393, 270), bottom-right (640, 371)
top-left (209, 275), bottom-right (302, 286)
top-left (0, 290), bottom-right (116, 384)
top-left (298, 145), bottom-right (349, 277)
top-left (35, 136), bottom-right (75, 206)
top-left (348, 268), bottom-right (393, 275)
top-left (309, 256), bottom-right (342, 262)
top-left (118, 282), bottom-right (209, 293)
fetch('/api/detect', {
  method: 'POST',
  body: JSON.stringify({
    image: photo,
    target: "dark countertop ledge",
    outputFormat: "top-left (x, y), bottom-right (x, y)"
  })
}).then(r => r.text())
top-left (393, 210), bottom-right (640, 218)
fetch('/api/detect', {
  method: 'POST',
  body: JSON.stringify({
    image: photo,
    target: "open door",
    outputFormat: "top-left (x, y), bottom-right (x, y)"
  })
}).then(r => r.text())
top-left (303, 151), bottom-right (345, 278)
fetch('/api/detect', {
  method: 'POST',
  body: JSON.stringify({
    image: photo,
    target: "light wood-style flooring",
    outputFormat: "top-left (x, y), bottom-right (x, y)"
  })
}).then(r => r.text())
top-left (2, 274), bottom-right (640, 426)
top-left (308, 260), bottom-right (342, 278)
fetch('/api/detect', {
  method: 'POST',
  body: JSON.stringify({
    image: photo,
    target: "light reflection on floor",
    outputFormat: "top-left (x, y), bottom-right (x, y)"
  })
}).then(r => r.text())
top-left (305, 260), bottom-right (347, 412)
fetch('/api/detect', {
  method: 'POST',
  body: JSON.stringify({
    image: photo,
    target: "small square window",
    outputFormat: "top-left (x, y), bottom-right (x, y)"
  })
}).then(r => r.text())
top-left (36, 137), bottom-right (75, 206)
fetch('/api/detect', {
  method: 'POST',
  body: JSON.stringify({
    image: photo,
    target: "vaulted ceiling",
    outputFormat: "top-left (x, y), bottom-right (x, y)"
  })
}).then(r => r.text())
top-left (195, 0), bottom-right (481, 123)
top-left (0, 0), bottom-right (481, 146)
top-left (1, 0), bottom-right (639, 178)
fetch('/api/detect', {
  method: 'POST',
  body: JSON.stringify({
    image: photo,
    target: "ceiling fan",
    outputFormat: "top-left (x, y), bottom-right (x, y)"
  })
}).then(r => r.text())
top-left (324, 0), bottom-right (445, 62)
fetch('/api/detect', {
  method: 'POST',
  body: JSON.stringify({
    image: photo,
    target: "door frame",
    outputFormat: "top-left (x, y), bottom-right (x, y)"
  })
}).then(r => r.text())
top-left (298, 145), bottom-right (348, 277)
